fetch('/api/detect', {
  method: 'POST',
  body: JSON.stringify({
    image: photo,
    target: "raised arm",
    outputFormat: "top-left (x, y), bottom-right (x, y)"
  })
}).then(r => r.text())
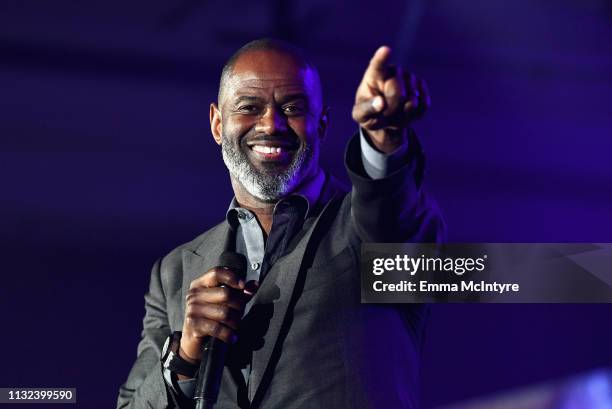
top-left (348, 46), bottom-right (446, 243)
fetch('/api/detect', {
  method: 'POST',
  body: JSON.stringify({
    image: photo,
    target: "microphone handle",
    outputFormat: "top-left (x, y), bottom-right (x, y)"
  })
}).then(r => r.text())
top-left (193, 252), bottom-right (247, 409)
top-left (194, 336), bottom-right (229, 409)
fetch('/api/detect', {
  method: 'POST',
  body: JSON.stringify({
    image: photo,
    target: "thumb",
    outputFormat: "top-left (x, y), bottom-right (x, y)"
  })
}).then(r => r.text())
top-left (352, 95), bottom-right (386, 123)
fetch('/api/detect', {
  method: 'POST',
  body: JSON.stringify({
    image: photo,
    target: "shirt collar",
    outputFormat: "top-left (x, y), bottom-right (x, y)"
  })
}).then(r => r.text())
top-left (225, 168), bottom-right (325, 227)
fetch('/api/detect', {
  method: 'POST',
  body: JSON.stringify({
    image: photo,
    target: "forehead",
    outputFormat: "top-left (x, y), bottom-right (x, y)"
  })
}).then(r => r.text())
top-left (224, 50), bottom-right (320, 100)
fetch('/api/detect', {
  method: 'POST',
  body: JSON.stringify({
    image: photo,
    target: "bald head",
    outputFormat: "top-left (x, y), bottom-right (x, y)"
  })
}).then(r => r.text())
top-left (217, 39), bottom-right (323, 110)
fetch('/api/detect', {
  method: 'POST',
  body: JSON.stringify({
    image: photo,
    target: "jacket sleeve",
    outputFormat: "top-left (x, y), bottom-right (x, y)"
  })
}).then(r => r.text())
top-left (345, 130), bottom-right (447, 244)
top-left (117, 258), bottom-right (177, 409)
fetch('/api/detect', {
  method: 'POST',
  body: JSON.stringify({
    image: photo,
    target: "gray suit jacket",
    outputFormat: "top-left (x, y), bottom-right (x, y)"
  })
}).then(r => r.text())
top-left (118, 133), bottom-right (446, 409)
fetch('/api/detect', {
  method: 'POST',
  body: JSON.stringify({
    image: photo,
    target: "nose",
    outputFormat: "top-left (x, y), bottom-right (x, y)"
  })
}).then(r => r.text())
top-left (256, 106), bottom-right (288, 135)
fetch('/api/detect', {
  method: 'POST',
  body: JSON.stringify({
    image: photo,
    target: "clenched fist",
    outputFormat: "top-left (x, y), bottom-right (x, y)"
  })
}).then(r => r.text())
top-left (352, 46), bottom-right (430, 154)
top-left (179, 267), bottom-right (254, 367)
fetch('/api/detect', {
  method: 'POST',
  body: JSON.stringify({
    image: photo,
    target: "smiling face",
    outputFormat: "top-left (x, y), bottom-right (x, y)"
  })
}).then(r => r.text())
top-left (210, 48), bottom-right (328, 203)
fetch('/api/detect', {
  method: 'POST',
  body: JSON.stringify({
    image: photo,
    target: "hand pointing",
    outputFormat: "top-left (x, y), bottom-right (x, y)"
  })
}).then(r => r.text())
top-left (352, 46), bottom-right (430, 153)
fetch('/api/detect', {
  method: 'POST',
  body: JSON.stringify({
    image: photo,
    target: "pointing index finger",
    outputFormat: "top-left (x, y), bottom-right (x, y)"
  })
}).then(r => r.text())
top-left (365, 46), bottom-right (392, 78)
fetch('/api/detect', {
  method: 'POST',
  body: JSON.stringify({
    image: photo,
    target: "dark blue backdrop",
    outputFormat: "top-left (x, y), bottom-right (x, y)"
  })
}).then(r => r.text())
top-left (2, 1), bottom-right (612, 408)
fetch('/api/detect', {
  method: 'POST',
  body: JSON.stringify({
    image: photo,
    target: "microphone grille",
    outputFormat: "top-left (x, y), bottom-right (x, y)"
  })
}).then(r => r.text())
top-left (218, 251), bottom-right (248, 277)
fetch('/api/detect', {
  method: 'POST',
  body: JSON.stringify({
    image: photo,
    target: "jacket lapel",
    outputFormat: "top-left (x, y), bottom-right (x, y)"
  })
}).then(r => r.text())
top-left (248, 185), bottom-right (341, 403)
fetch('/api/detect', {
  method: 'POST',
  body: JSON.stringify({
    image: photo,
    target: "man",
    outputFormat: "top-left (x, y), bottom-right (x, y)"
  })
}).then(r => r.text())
top-left (118, 39), bottom-right (445, 409)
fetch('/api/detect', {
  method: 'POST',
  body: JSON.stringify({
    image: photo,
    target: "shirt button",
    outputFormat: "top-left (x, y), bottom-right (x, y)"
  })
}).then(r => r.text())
top-left (251, 262), bottom-right (260, 270)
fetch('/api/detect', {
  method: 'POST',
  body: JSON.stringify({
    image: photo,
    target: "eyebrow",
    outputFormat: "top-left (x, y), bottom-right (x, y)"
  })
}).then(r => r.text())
top-left (233, 95), bottom-right (265, 105)
top-left (231, 93), bottom-right (309, 107)
top-left (278, 93), bottom-right (309, 104)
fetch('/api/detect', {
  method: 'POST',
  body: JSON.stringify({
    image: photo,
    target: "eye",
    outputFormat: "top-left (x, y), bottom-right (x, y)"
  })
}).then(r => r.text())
top-left (237, 104), bottom-right (259, 114)
top-left (282, 104), bottom-right (305, 116)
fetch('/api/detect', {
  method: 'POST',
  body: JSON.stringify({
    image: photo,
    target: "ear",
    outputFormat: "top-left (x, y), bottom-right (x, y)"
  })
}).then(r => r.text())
top-left (210, 102), bottom-right (222, 145)
top-left (318, 105), bottom-right (330, 141)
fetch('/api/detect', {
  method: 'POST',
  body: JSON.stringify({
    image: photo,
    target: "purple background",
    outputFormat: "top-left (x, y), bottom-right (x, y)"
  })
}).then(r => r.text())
top-left (2, 1), bottom-right (612, 408)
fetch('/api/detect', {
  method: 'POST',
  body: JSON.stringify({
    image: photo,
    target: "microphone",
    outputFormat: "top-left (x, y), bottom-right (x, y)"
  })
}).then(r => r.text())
top-left (194, 251), bottom-right (247, 409)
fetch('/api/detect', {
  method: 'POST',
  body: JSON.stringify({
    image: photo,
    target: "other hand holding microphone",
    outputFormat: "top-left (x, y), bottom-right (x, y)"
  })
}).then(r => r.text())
top-left (178, 253), bottom-right (251, 373)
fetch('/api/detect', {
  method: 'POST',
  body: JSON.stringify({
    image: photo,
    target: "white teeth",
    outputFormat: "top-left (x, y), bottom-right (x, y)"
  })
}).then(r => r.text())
top-left (253, 145), bottom-right (282, 154)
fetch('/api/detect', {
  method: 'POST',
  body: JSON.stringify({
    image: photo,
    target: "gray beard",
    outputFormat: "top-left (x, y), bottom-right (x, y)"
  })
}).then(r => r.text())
top-left (221, 136), bottom-right (316, 202)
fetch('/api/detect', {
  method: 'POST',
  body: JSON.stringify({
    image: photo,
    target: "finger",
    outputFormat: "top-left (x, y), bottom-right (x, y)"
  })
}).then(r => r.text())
top-left (405, 71), bottom-right (419, 102)
top-left (184, 317), bottom-right (237, 344)
top-left (401, 72), bottom-right (420, 117)
top-left (186, 286), bottom-right (248, 311)
top-left (185, 302), bottom-right (243, 330)
top-left (364, 46), bottom-right (392, 82)
top-left (382, 65), bottom-right (406, 116)
top-left (190, 267), bottom-right (245, 291)
top-left (404, 77), bottom-right (430, 120)
top-left (352, 95), bottom-right (385, 124)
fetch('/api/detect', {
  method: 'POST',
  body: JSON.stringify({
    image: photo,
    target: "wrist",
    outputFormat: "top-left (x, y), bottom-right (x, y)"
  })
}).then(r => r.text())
top-left (176, 346), bottom-right (199, 380)
top-left (178, 345), bottom-right (199, 365)
top-left (161, 331), bottom-right (200, 380)
top-left (178, 335), bottom-right (202, 362)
